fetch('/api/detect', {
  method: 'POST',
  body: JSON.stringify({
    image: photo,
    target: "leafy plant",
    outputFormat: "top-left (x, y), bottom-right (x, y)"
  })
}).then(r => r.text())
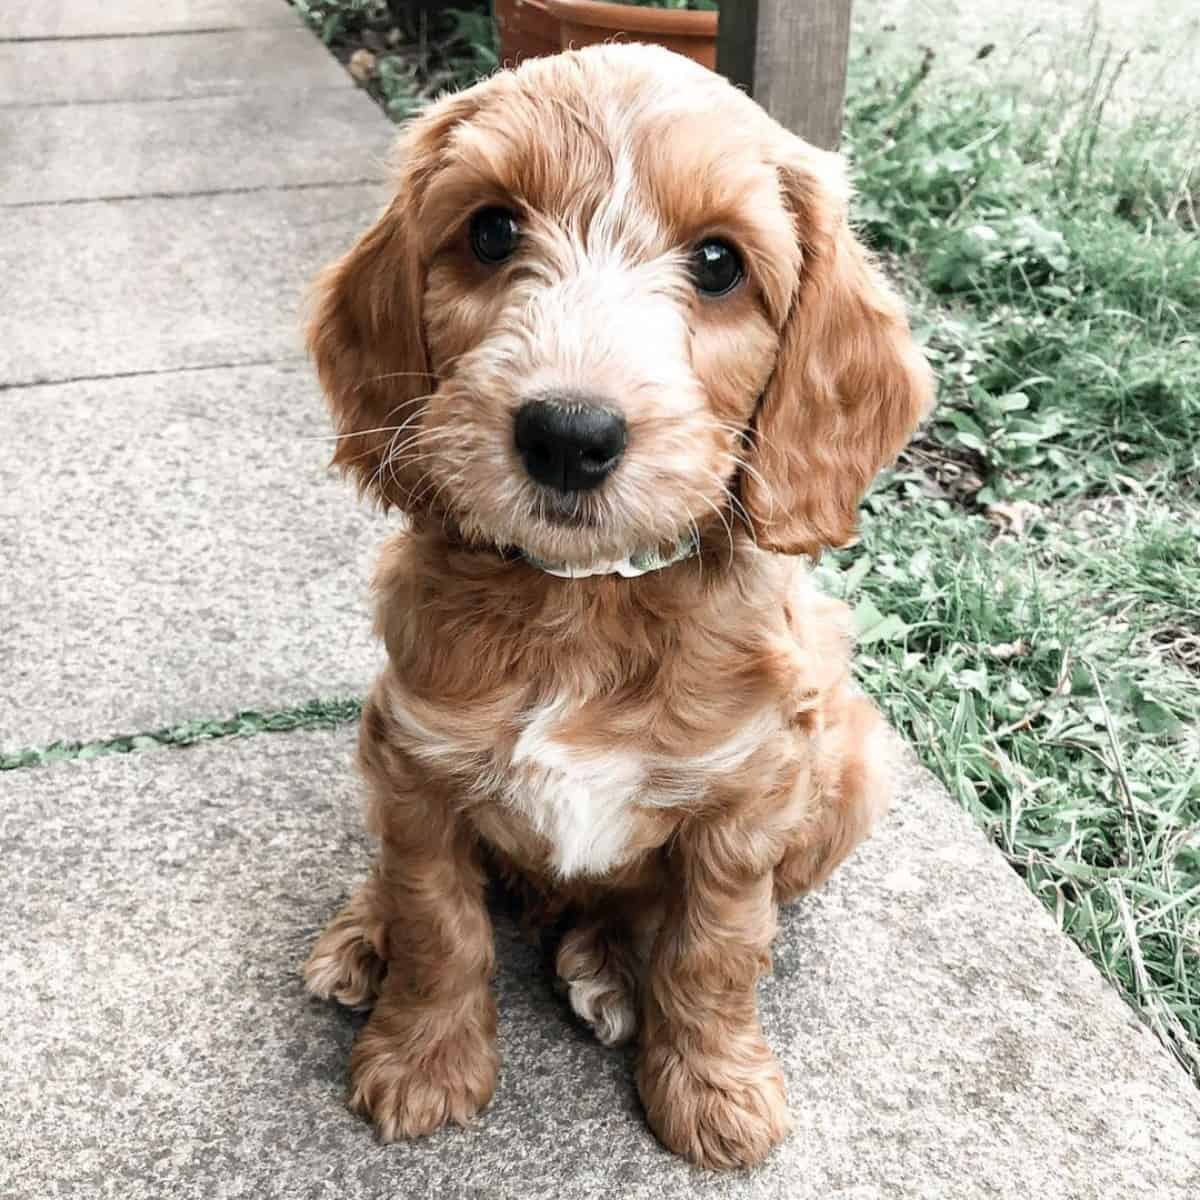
top-left (292, 0), bottom-right (498, 115)
top-left (1, 699), bottom-right (363, 771)
top-left (841, 13), bottom-right (1200, 1078)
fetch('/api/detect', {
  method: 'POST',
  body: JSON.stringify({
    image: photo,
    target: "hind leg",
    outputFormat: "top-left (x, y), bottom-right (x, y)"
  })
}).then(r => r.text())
top-left (774, 693), bottom-right (894, 904)
top-left (305, 874), bottom-right (388, 1011)
top-left (555, 908), bottom-right (658, 1047)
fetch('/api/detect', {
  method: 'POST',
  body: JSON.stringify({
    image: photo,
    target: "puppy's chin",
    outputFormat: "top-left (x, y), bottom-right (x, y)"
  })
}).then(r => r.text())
top-left (535, 489), bottom-right (601, 530)
top-left (505, 522), bottom-right (634, 571)
top-left (452, 502), bottom-right (655, 571)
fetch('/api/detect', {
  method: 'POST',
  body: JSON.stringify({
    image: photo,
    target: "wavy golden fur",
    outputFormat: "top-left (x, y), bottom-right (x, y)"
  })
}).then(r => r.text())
top-left (303, 44), bottom-right (932, 1170)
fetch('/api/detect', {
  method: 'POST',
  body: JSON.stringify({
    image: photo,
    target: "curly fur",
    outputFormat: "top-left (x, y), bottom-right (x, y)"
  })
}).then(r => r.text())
top-left (303, 43), bottom-right (932, 1170)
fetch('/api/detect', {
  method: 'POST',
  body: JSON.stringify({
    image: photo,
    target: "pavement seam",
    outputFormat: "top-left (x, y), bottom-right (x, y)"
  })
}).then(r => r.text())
top-left (0, 697), bottom-right (363, 771)
top-left (0, 85), bottom-right (354, 111)
top-left (0, 27), bottom-right (296, 44)
top-left (0, 176), bottom-right (386, 211)
top-left (0, 356), bottom-right (308, 393)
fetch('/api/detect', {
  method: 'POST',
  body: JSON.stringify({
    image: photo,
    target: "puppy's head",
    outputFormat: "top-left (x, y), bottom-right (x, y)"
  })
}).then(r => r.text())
top-left (309, 44), bottom-right (932, 566)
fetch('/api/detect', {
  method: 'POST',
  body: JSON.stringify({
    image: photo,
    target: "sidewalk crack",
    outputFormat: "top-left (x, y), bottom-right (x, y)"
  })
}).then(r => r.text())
top-left (1, 697), bottom-right (363, 771)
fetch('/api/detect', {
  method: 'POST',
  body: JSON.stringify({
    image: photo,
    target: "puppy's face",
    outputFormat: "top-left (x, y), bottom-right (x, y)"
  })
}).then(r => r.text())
top-left (311, 46), bottom-right (932, 564)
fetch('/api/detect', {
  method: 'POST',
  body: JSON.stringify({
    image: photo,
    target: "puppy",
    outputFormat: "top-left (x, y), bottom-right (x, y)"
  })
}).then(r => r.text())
top-left (303, 44), bottom-right (931, 1170)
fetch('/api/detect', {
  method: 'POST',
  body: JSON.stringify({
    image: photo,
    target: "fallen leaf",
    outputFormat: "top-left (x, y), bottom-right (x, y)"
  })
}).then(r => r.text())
top-left (348, 48), bottom-right (377, 83)
top-left (985, 499), bottom-right (1042, 535)
top-left (987, 639), bottom-right (1029, 661)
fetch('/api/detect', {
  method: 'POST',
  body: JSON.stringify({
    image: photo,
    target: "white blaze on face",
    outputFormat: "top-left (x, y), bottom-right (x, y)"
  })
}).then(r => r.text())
top-left (514, 134), bottom-right (698, 412)
top-left (517, 260), bottom-right (693, 399)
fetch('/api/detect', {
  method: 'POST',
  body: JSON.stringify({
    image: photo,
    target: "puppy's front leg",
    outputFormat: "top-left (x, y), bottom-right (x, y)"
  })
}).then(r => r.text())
top-left (638, 823), bottom-right (790, 1170)
top-left (347, 703), bottom-right (498, 1140)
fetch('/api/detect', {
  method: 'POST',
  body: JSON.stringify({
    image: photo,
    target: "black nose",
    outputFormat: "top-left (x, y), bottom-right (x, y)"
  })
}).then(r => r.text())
top-left (513, 398), bottom-right (626, 492)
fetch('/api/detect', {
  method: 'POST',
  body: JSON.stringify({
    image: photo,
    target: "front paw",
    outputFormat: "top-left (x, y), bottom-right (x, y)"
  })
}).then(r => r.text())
top-left (348, 1001), bottom-right (499, 1140)
top-left (638, 1037), bottom-right (791, 1169)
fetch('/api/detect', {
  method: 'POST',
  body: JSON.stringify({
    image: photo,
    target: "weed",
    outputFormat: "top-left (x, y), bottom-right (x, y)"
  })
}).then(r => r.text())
top-left (0, 698), bottom-right (363, 772)
top-left (815, 499), bottom-right (1200, 1080)
top-left (291, 1), bottom-right (496, 115)
top-left (843, 5), bottom-right (1199, 1078)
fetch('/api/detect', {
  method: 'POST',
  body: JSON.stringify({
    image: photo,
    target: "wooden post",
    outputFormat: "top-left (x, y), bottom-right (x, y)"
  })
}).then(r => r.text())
top-left (717, 0), bottom-right (853, 150)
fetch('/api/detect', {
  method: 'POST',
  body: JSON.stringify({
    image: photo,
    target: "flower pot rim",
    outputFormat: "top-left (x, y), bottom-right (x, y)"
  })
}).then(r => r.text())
top-left (545, 0), bottom-right (717, 38)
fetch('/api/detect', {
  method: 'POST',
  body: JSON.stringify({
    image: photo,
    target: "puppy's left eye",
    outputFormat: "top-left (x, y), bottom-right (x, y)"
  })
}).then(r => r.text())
top-left (470, 207), bottom-right (520, 265)
top-left (690, 238), bottom-right (744, 297)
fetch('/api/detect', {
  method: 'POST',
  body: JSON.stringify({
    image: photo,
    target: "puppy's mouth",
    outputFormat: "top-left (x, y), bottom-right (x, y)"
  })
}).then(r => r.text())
top-left (534, 489), bottom-right (601, 529)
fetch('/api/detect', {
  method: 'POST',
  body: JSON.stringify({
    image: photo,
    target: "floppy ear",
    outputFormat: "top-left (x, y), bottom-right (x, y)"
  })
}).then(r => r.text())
top-left (741, 146), bottom-right (934, 556)
top-left (306, 94), bottom-right (478, 510)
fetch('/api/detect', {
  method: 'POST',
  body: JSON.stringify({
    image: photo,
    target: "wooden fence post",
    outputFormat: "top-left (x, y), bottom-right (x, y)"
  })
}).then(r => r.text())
top-left (716, 0), bottom-right (853, 150)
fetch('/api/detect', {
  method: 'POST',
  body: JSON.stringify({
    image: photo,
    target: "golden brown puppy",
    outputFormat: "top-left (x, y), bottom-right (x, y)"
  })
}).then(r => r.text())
top-left (304, 44), bottom-right (932, 1170)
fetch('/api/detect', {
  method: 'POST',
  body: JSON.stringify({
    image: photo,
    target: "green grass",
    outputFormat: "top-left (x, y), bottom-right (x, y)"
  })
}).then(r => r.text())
top-left (839, 5), bottom-right (1200, 1081)
top-left (288, 0), bottom-right (1200, 1082)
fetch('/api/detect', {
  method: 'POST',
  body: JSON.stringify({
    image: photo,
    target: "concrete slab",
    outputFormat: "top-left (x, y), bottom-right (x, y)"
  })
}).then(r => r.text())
top-left (0, 89), bottom-right (392, 205)
top-left (2, 731), bottom-right (1197, 1199)
top-left (0, 29), bottom-right (348, 107)
top-left (0, 363), bottom-right (387, 753)
top-left (0, 182), bottom-right (386, 387)
top-left (0, 0), bottom-right (298, 40)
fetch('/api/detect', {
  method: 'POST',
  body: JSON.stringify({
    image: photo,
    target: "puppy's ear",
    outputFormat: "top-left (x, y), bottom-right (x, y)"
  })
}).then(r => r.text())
top-left (307, 94), bottom-right (477, 510)
top-left (741, 146), bottom-right (933, 556)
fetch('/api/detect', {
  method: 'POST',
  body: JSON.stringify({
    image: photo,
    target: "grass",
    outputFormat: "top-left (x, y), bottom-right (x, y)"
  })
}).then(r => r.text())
top-left (835, 2), bottom-right (1200, 1081)
top-left (298, 0), bottom-right (1200, 1082)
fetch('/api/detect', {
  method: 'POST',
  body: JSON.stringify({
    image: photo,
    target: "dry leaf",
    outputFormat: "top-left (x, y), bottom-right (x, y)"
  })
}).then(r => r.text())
top-left (985, 500), bottom-right (1042, 535)
top-left (348, 48), bottom-right (377, 83)
top-left (987, 639), bottom-right (1029, 661)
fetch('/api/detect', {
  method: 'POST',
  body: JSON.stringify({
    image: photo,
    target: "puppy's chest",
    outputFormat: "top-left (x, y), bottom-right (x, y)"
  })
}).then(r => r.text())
top-left (493, 703), bottom-right (654, 879)
top-left (397, 692), bottom-right (779, 879)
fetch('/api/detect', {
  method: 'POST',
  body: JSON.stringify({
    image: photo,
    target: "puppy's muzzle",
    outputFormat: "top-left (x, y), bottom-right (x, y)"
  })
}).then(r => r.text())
top-left (514, 396), bottom-right (626, 493)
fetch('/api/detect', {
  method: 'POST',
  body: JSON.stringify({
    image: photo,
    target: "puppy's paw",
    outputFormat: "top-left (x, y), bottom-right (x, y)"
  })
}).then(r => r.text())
top-left (638, 1039), bottom-right (791, 1170)
top-left (349, 1010), bottom-right (499, 1140)
top-left (304, 892), bottom-right (386, 1010)
top-left (567, 971), bottom-right (638, 1047)
top-left (556, 924), bottom-right (639, 1047)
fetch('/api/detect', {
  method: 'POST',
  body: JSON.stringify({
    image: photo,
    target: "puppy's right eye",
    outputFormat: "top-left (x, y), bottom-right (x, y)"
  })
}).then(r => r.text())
top-left (470, 207), bottom-right (520, 265)
top-left (690, 238), bottom-right (744, 297)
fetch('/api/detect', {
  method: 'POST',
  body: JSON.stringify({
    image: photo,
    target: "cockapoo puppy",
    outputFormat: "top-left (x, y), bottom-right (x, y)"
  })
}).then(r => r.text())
top-left (304, 43), bottom-right (931, 1170)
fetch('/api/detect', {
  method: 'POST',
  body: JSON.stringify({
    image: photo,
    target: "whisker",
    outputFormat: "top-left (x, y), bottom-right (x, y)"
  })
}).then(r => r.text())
top-left (688, 485), bottom-right (736, 570)
top-left (686, 511), bottom-right (704, 585)
top-left (725, 454), bottom-right (777, 521)
top-left (297, 402), bottom-right (440, 443)
top-left (428, 459), bottom-right (475, 517)
top-left (353, 348), bottom-right (471, 394)
top-left (375, 397), bottom-right (475, 494)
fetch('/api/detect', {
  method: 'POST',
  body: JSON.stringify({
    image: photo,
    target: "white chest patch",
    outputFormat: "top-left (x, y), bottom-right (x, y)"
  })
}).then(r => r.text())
top-left (507, 702), bottom-right (646, 879)
top-left (391, 691), bottom-right (781, 881)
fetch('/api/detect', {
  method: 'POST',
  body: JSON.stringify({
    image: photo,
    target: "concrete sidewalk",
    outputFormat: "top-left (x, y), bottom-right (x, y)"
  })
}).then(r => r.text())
top-left (0, 1), bottom-right (392, 748)
top-left (1, 3), bottom-right (1198, 1197)
top-left (5, 732), bottom-right (1199, 1199)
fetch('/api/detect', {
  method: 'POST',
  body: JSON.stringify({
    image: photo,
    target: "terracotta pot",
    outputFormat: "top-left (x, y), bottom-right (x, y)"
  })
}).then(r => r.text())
top-left (494, 0), bottom-right (561, 63)
top-left (546, 0), bottom-right (717, 70)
